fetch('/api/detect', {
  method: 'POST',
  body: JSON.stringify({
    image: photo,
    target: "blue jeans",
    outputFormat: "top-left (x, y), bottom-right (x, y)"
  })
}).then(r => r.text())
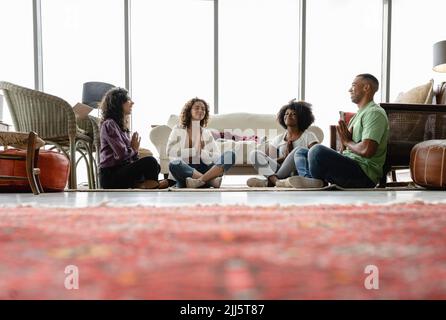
top-left (249, 149), bottom-right (299, 178)
top-left (294, 145), bottom-right (376, 188)
top-left (169, 151), bottom-right (236, 188)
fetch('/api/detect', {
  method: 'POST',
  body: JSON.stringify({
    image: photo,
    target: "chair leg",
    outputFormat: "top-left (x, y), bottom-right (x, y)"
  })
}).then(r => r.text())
top-left (95, 140), bottom-right (101, 188)
top-left (86, 144), bottom-right (95, 189)
top-left (378, 175), bottom-right (387, 188)
top-left (25, 132), bottom-right (40, 195)
top-left (75, 142), bottom-right (96, 189)
top-left (34, 148), bottom-right (44, 193)
top-left (94, 158), bottom-right (100, 188)
top-left (391, 170), bottom-right (397, 182)
top-left (35, 174), bottom-right (43, 193)
top-left (69, 138), bottom-right (77, 189)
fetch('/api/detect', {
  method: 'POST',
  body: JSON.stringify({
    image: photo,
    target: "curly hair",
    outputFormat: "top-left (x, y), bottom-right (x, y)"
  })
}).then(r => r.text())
top-left (179, 97), bottom-right (210, 128)
top-left (277, 100), bottom-right (315, 131)
top-left (100, 87), bottom-right (130, 132)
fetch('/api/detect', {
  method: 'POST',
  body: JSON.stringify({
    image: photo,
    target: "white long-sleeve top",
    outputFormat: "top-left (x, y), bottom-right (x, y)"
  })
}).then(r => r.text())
top-left (166, 125), bottom-right (221, 165)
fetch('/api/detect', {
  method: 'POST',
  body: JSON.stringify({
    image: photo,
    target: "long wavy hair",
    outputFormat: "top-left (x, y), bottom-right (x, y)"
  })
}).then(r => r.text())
top-left (179, 97), bottom-right (210, 128)
top-left (100, 87), bottom-right (130, 132)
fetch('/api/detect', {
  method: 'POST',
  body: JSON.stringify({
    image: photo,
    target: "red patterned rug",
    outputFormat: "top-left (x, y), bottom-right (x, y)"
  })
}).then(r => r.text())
top-left (0, 203), bottom-right (445, 300)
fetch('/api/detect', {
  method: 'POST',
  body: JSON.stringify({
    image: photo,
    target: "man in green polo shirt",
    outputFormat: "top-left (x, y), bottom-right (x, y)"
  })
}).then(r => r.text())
top-left (280, 73), bottom-right (389, 188)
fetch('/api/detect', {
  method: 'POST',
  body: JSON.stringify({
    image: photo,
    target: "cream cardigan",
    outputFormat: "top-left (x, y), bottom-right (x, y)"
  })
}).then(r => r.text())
top-left (166, 125), bottom-right (221, 165)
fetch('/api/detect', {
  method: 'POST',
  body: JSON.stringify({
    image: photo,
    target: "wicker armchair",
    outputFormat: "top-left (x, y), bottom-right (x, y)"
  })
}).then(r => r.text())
top-left (76, 115), bottom-right (100, 188)
top-left (0, 81), bottom-right (95, 189)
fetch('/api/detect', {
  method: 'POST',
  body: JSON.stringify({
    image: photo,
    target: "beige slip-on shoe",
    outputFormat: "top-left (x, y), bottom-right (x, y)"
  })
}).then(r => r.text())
top-left (286, 176), bottom-right (325, 189)
top-left (186, 177), bottom-right (206, 188)
top-left (246, 177), bottom-right (269, 188)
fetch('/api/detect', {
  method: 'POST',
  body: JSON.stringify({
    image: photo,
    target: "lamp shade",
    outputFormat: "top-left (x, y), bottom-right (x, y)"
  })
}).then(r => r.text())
top-left (433, 40), bottom-right (446, 72)
top-left (82, 81), bottom-right (115, 108)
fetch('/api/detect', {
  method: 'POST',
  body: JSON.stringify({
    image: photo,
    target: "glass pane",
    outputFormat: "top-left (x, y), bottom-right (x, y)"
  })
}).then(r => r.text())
top-left (306, 0), bottom-right (382, 144)
top-left (219, 0), bottom-right (300, 114)
top-left (41, 0), bottom-right (125, 106)
top-left (391, 0), bottom-right (446, 101)
top-left (131, 0), bottom-right (213, 145)
top-left (0, 0), bottom-right (34, 125)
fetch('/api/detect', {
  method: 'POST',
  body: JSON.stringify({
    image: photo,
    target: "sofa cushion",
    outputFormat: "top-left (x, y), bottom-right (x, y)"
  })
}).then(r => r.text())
top-left (210, 129), bottom-right (266, 143)
top-left (395, 80), bottom-right (434, 104)
top-left (436, 82), bottom-right (446, 104)
top-left (167, 113), bottom-right (285, 140)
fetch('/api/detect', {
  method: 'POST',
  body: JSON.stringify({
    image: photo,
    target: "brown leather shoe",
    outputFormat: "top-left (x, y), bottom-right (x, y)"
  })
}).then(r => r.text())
top-left (158, 179), bottom-right (169, 189)
top-left (135, 180), bottom-right (159, 189)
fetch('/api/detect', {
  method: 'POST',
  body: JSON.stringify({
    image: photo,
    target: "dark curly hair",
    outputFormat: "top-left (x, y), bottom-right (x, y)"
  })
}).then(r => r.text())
top-left (277, 100), bottom-right (315, 131)
top-left (100, 87), bottom-right (130, 132)
top-left (180, 97), bottom-right (210, 128)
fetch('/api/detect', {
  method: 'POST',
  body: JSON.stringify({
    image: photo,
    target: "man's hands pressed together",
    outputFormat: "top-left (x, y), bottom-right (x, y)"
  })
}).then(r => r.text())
top-left (336, 120), bottom-right (378, 158)
top-left (336, 119), bottom-right (353, 147)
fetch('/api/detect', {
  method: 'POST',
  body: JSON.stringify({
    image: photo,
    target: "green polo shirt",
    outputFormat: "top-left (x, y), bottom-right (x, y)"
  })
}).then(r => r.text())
top-left (343, 101), bottom-right (389, 184)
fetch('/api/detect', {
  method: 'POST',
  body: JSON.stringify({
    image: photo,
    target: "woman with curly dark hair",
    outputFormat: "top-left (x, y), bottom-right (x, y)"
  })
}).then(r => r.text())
top-left (167, 97), bottom-right (235, 188)
top-left (98, 87), bottom-right (168, 189)
top-left (247, 100), bottom-right (320, 187)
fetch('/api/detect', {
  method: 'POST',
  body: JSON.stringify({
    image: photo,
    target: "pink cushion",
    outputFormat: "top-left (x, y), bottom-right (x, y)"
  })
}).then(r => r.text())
top-left (339, 112), bottom-right (356, 125)
top-left (211, 131), bottom-right (264, 143)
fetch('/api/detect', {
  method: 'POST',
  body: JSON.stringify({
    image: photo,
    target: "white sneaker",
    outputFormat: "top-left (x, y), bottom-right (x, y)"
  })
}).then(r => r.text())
top-left (275, 178), bottom-right (292, 188)
top-left (246, 177), bottom-right (268, 187)
top-left (209, 176), bottom-right (222, 188)
top-left (287, 176), bottom-right (325, 189)
top-left (186, 177), bottom-right (206, 188)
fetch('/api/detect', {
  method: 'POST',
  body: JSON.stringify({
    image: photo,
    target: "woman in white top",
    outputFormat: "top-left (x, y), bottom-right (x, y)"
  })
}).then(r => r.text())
top-left (167, 98), bottom-right (236, 188)
top-left (247, 100), bottom-right (319, 187)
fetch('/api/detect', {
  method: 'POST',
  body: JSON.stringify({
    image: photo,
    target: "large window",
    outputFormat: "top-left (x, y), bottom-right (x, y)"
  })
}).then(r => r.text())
top-left (391, 0), bottom-right (446, 101)
top-left (41, 0), bottom-right (125, 185)
top-left (306, 0), bottom-right (382, 144)
top-left (131, 0), bottom-right (213, 147)
top-left (219, 0), bottom-right (300, 114)
top-left (4, 0), bottom-right (446, 148)
top-left (0, 0), bottom-right (34, 126)
top-left (41, 0), bottom-right (125, 106)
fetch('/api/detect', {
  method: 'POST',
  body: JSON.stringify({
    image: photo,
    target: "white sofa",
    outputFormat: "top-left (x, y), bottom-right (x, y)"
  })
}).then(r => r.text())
top-left (150, 112), bottom-right (324, 177)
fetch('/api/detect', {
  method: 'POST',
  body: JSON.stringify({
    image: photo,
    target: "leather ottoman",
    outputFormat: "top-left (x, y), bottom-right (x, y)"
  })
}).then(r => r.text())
top-left (410, 140), bottom-right (446, 189)
top-left (0, 149), bottom-right (70, 192)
